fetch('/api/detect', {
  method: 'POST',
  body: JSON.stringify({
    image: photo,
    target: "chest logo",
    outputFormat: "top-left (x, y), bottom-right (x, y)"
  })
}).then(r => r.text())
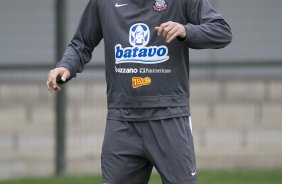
top-left (153, 0), bottom-right (168, 13)
top-left (130, 23), bottom-right (150, 47)
top-left (115, 3), bottom-right (128, 7)
top-left (115, 23), bottom-right (169, 64)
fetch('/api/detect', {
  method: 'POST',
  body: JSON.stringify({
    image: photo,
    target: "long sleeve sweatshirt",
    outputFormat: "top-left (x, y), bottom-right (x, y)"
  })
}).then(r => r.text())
top-left (57, 0), bottom-right (232, 120)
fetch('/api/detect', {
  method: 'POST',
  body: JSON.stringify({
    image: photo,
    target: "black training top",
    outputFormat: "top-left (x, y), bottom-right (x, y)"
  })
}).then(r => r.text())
top-left (57, 0), bottom-right (232, 120)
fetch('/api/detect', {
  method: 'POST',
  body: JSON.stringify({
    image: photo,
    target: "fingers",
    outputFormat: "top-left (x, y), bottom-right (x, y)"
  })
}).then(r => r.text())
top-left (46, 68), bottom-right (62, 93)
top-left (162, 24), bottom-right (175, 38)
top-left (167, 29), bottom-right (182, 43)
top-left (165, 26), bottom-right (178, 42)
top-left (47, 67), bottom-right (70, 93)
top-left (51, 70), bottom-right (60, 92)
top-left (155, 21), bottom-right (172, 37)
top-left (46, 80), bottom-right (52, 93)
top-left (47, 70), bottom-right (54, 93)
top-left (155, 21), bottom-right (186, 43)
top-left (61, 69), bottom-right (70, 82)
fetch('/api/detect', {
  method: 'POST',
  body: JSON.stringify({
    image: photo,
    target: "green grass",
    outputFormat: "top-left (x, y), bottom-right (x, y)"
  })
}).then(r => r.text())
top-left (0, 170), bottom-right (282, 184)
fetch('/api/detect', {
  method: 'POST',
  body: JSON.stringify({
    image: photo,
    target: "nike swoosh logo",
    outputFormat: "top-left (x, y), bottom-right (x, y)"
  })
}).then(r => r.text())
top-left (191, 171), bottom-right (197, 176)
top-left (115, 3), bottom-right (128, 7)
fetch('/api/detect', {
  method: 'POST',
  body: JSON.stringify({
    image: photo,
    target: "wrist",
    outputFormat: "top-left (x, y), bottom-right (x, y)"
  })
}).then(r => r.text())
top-left (179, 25), bottom-right (187, 39)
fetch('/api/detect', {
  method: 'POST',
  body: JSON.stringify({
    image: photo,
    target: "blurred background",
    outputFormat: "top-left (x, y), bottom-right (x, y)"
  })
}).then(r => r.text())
top-left (0, 0), bottom-right (282, 180)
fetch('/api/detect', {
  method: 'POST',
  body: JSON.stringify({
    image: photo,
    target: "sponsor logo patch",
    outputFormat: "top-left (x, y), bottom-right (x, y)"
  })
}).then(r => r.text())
top-left (129, 23), bottom-right (150, 47)
top-left (115, 23), bottom-right (169, 64)
top-left (132, 77), bottom-right (152, 88)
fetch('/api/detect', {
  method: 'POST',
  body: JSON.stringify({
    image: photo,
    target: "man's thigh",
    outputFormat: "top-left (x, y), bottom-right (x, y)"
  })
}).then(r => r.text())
top-left (101, 119), bottom-right (153, 184)
top-left (143, 116), bottom-right (197, 184)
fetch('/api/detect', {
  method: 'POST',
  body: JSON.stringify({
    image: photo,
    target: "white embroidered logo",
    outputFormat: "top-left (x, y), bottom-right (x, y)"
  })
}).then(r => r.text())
top-left (115, 3), bottom-right (128, 7)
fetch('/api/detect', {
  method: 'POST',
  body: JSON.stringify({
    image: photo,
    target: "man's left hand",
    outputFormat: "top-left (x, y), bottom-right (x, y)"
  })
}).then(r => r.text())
top-left (155, 21), bottom-right (186, 43)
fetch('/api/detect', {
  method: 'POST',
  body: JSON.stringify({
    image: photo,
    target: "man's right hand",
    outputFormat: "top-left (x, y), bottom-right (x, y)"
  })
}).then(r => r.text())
top-left (47, 67), bottom-right (70, 93)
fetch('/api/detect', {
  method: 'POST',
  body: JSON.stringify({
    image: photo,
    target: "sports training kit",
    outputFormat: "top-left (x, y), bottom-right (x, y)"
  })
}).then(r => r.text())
top-left (56, 0), bottom-right (232, 183)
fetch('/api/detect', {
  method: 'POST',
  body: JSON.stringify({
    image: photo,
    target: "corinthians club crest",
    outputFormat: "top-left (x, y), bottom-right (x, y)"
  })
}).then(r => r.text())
top-left (153, 0), bottom-right (168, 13)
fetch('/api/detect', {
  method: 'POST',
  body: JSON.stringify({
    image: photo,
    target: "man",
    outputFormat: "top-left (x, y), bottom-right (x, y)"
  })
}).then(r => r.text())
top-left (47, 0), bottom-right (232, 183)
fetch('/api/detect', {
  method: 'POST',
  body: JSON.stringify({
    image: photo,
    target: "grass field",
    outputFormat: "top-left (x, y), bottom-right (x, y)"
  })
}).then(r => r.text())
top-left (0, 170), bottom-right (282, 184)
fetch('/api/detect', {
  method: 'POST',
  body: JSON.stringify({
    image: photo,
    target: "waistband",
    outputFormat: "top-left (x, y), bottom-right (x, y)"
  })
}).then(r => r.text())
top-left (107, 95), bottom-right (189, 108)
